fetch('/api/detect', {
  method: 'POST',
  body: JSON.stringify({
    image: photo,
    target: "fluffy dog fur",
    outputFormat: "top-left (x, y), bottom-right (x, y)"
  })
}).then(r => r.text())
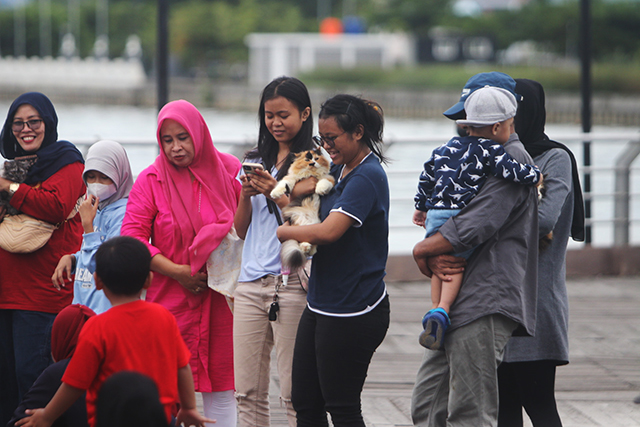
top-left (271, 148), bottom-right (335, 270)
top-left (0, 155), bottom-right (37, 217)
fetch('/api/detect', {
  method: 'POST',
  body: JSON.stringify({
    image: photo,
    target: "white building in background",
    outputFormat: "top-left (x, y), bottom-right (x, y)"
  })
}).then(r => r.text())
top-left (245, 32), bottom-right (415, 86)
top-left (0, 56), bottom-right (146, 91)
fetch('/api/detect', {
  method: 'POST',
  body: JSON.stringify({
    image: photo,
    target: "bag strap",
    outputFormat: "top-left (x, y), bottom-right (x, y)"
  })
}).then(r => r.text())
top-left (266, 199), bottom-right (283, 226)
top-left (55, 196), bottom-right (83, 228)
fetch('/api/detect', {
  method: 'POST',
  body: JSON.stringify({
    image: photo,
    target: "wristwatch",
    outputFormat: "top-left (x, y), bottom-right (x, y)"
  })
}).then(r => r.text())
top-left (8, 182), bottom-right (20, 195)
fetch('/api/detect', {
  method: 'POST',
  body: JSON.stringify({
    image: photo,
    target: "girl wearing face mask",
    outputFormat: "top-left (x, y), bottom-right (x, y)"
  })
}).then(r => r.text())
top-left (52, 140), bottom-right (134, 314)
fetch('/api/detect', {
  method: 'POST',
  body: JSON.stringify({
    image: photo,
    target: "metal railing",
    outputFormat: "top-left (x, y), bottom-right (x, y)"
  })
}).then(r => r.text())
top-left (73, 129), bottom-right (640, 251)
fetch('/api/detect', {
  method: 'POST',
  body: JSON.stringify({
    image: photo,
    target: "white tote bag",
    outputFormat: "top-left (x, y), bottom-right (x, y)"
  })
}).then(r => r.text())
top-left (206, 227), bottom-right (244, 306)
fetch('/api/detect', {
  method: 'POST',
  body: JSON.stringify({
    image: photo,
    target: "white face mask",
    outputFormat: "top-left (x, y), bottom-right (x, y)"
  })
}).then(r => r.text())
top-left (87, 182), bottom-right (117, 201)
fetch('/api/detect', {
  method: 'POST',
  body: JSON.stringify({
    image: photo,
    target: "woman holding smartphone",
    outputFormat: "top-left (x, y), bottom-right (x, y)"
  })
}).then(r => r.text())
top-left (233, 76), bottom-right (316, 427)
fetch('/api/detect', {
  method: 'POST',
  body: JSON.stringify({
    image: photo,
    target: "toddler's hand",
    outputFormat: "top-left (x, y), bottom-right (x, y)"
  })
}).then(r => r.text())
top-left (413, 209), bottom-right (426, 228)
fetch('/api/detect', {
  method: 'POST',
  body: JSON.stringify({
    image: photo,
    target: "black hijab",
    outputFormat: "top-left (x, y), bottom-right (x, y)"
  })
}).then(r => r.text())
top-left (1, 92), bottom-right (84, 185)
top-left (514, 79), bottom-right (585, 242)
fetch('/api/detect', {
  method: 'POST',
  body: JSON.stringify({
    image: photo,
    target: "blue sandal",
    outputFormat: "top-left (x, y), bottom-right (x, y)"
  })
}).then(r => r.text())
top-left (419, 308), bottom-right (451, 350)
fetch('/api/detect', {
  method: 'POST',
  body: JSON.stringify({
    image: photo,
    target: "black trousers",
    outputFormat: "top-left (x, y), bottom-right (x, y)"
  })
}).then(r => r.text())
top-left (498, 360), bottom-right (563, 427)
top-left (291, 295), bottom-right (390, 427)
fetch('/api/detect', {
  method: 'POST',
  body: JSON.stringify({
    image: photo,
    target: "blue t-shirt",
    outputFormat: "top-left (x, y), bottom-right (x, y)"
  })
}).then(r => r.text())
top-left (307, 153), bottom-right (389, 315)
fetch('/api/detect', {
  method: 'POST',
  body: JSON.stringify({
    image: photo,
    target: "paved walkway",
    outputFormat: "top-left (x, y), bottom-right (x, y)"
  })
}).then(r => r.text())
top-left (246, 275), bottom-right (640, 427)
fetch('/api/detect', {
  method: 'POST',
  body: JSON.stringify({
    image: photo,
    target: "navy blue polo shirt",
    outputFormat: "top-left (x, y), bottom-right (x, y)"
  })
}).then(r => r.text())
top-left (307, 153), bottom-right (389, 315)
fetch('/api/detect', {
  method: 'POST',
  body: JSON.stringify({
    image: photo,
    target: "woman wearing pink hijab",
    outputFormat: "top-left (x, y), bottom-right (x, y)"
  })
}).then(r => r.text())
top-left (121, 100), bottom-right (241, 425)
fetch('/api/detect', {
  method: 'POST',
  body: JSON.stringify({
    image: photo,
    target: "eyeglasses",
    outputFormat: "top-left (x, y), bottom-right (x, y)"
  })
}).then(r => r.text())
top-left (12, 119), bottom-right (43, 132)
top-left (313, 131), bottom-right (346, 149)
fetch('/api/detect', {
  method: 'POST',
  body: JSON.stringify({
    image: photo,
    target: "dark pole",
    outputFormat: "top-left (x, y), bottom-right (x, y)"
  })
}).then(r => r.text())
top-left (580, 0), bottom-right (592, 244)
top-left (157, 0), bottom-right (169, 112)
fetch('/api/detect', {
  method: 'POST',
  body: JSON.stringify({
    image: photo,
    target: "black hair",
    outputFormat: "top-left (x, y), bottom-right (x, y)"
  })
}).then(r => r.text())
top-left (246, 76), bottom-right (315, 180)
top-left (97, 371), bottom-right (169, 427)
top-left (318, 94), bottom-right (388, 164)
top-left (95, 236), bottom-right (151, 296)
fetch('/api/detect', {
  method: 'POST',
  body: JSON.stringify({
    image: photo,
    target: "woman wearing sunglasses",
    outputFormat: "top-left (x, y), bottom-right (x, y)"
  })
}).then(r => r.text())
top-left (277, 94), bottom-right (391, 427)
top-left (0, 92), bottom-right (85, 426)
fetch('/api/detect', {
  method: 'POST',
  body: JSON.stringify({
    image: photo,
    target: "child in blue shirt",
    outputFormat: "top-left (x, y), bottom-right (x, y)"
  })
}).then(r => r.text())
top-left (413, 86), bottom-right (542, 350)
top-left (52, 140), bottom-right (133, 314)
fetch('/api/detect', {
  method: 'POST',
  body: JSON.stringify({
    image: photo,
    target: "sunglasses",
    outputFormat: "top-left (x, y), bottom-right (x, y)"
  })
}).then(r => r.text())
top-left (12, 119), bottom-right (43, 133)
top-left (312, 131), bottom-right (346, 149)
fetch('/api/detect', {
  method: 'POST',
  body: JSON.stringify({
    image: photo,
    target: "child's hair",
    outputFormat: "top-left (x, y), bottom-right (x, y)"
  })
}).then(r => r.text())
top-left (97, 371), bottom-right (169, 427)
top-left (249, 76), bottom-right (315, 180)
top-left (319, 94), bottom-right (388, 164)
top-left (95, 236), bottom-right (151, 296)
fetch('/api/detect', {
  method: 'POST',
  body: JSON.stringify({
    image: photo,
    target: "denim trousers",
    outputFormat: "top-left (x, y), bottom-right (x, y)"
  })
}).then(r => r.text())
top-left (233, 274), bottom-right (307, 427)
top-left (291, 295), bottom-right (390, 427)
top-left (0, 309), bottom-right (56, 426)
top-left (411, 314), bottom-right (517, 427)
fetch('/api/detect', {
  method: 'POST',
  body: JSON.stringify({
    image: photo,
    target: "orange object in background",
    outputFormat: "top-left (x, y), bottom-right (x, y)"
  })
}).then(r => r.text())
top-left (320, 17), bottom-right (343, 34)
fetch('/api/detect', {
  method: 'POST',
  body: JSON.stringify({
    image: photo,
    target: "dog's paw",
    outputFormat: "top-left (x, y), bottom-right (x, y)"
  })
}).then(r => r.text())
top-left (308, 245), bottom-right (317, 256)
top-left (270, 183), bottom-right (287, 199)
top-left (300, 242), bottom-right (313, 254)
top-left (315, 178), bottom-right (334, 195)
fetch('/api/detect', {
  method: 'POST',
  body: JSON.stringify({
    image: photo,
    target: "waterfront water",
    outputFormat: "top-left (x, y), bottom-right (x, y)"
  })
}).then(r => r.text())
top-left (2, 102), bottom-right (639, 253)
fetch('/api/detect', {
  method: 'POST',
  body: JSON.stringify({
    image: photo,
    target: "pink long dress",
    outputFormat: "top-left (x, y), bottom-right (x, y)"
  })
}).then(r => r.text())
top-left (121, 100), bottom-right (241, 392)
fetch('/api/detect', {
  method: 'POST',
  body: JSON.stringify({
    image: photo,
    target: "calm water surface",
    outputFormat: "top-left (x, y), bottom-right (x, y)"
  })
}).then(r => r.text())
top-left (2, 102), bottom-right (639, 253)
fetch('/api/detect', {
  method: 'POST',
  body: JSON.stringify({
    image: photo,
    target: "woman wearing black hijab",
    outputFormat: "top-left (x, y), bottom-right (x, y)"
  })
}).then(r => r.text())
top-left (497, 79), bottom-right (585, 427)
top-left (0, 92), bottom-right (85, 426)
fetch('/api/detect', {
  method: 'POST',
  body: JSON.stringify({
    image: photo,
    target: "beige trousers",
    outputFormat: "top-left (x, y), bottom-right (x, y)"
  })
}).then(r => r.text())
top-left (233, 274), bottom-right (307, 427)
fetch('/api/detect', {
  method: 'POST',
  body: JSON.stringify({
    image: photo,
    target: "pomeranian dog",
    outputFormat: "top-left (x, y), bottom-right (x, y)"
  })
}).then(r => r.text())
top-left (0, 155), bottom-right (37, 217)
top-left (271, 147), bottom-right (335, 271)
top-left (537, 174), bottom-right (553, 250)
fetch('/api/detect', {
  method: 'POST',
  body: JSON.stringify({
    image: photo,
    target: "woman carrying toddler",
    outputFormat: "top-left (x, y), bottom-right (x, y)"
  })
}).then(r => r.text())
top-left (413, 86), bottom-right (542, 351)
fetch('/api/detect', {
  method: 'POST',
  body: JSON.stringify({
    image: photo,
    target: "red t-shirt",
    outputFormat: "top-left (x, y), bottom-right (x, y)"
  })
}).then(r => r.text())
top-left (62, 300), bottom-right (191, 427)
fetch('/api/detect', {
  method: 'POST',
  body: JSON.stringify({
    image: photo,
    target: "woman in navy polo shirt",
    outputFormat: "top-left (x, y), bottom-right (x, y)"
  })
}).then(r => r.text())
top-left (277, 94), bottom-right (390, 427)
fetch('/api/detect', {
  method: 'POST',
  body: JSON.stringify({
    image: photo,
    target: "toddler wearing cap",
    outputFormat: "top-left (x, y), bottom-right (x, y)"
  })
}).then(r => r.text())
top-left (413, 86), bottom-right (542, 351)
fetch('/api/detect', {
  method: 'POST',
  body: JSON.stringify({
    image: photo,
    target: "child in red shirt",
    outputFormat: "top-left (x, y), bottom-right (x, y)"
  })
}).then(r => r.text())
top-left (15, 236), bottom-right (214, 427)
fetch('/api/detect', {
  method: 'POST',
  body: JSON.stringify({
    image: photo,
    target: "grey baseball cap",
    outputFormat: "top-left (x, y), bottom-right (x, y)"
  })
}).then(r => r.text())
top-left (456, 86), bottom-right (517, 127)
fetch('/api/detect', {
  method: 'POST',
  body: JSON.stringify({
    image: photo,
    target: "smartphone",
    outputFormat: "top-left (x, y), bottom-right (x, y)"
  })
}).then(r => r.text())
top-left (242, 162), bottom-right (264, 175)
